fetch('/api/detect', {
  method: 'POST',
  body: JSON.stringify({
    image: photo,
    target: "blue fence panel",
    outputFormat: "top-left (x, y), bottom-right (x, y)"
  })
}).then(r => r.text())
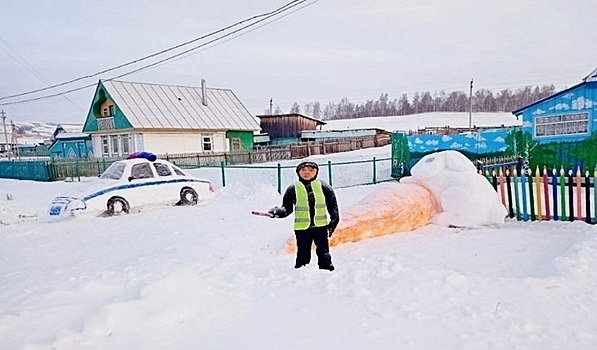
top-left (0, 160), bottom-right (50, 181)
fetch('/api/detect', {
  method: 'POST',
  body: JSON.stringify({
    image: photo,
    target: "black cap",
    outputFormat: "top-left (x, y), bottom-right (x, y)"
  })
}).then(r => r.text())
top-left (296, 161), bottom-right (319, 174)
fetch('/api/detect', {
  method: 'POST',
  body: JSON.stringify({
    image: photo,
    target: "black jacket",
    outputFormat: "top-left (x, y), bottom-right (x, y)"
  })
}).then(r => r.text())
top-left (277, 178), bottom-right (340, 232)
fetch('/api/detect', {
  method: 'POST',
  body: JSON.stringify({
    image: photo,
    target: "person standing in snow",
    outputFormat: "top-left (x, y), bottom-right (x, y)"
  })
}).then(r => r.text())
top-left (268, 161), bottom-right (339, 271)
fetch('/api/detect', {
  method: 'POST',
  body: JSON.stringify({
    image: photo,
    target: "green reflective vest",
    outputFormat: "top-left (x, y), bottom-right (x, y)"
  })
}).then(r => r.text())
top-left (294, 180), bottom-right (328, 230)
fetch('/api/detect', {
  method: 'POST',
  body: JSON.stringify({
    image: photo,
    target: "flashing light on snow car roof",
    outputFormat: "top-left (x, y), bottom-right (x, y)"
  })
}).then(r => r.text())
top-left (126, 151), bottom-right (157, 162)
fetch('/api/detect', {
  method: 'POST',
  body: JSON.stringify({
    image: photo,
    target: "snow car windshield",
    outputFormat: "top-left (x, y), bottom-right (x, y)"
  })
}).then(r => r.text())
top-left (99, 162), bottom-right (127, 180)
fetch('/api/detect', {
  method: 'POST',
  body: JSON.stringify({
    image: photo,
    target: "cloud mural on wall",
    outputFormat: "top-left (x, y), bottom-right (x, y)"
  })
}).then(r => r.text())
top-left (572, 97), bottom-right (594, 110)
top-left (563, 93), bottom-right (574, 99)
top-left (522, 121), bottom-right (533, 128)
top-left (551, 103), bottom-right (570, 111)
top-left (499, 146), bottom-right (508, 152)
top-left (533, 109), bottom-right (546, 115)
top-left (407, 127), bottom-right (514, 155)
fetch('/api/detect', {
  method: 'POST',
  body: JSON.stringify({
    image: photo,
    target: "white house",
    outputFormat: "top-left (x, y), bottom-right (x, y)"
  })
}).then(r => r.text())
top-left (82, 79), bottom-right (260, 157)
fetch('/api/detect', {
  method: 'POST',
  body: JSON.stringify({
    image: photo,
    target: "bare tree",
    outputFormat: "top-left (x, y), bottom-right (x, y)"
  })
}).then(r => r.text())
top-left (312, 101), bottom-right (321, 119)
top-left (289, 102), bottom-right (301, 114)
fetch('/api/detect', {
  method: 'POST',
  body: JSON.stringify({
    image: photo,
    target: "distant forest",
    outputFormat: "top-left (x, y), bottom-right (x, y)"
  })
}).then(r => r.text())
top-left (270, 85), bottom-right (557, 121)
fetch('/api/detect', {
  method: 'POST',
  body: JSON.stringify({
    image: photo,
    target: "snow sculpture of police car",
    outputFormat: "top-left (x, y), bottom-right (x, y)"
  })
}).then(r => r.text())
top-left (48, 152), bottom-right (214, 218)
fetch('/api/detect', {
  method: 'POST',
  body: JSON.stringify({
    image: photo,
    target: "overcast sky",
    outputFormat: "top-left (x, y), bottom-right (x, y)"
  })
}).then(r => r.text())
top-left (1, 0), bottom-right (596, 124)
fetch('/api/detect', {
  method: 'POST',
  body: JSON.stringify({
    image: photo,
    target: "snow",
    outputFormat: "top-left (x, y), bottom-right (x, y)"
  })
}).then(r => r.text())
top-left (2, 144), bottom-right (597, 349)
top-left (322, 112), bottom-right (520, 132)
top-left (401, 150), bottom-right (507, 228)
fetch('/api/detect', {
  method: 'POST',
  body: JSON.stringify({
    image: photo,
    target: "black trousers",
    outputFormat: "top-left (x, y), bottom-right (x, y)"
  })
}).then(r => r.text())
top-left (295, 226), bottom-right (332, 267)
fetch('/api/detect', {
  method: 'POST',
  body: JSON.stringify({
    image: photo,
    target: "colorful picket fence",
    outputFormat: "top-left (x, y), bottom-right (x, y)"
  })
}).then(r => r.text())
top-left (487, 167), bottom-right (597, 224)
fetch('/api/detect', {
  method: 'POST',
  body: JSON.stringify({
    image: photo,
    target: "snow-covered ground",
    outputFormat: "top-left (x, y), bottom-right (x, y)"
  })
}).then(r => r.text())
top-left (323, 111), bottom-right (520, 132)
top-left (1, 146), bottom-right (597, 349)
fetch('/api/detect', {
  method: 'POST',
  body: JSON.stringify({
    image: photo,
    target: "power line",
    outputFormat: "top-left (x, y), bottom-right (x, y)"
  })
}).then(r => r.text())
top-left (147, 0), bottom-right (320, 71)
top-left (0, 0), bottom-right (307, 103)
top-left (0, 37), bottom-right (83, 110)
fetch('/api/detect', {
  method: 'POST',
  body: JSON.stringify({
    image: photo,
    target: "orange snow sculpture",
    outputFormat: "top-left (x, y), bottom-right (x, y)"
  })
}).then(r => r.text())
top-left (284, 183), bottom-right (438, 253)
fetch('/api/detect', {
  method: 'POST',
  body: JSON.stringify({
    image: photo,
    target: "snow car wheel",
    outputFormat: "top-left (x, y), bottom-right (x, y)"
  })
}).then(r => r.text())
top-left (179, 187), bottom-right (198, 206)
top-left (107, 197), bottom-right (130, 216)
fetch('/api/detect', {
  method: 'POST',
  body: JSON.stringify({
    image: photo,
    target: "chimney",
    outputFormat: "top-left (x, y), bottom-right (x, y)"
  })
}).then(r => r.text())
top-left (201, 79), bottom-right (208, 106)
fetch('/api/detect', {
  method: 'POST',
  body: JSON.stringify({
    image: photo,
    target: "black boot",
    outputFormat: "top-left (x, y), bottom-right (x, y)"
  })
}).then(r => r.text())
top-left (295, 259), bottom-right (309, 269)
top-left (319, 264), bottom-right (335, 271)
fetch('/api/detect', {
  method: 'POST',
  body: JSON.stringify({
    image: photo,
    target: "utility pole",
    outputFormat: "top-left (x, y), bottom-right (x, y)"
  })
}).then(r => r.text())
top-left (269, 98), bottom-right (273, 114)
top-left (1, 110), bottom-right (8, 159)
top-left (10, 120), bottom-right (18, 158)
top-left (468, 78), bottom-right (474, 129)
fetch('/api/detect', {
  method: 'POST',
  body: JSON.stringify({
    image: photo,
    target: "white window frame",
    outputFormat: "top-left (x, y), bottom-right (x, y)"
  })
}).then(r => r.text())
top-left (111, 135), bottom-right (120, 155)
top-left (535, 112), bottom-right (589, 137)
top-left (121, 134), bottom-right (131, 155)
top-left (231, 137), bottom-right (242, 151)
top-left (101, 136), bottom-right (109, 156)
top-left (202, 133), bottom-right (213, 152)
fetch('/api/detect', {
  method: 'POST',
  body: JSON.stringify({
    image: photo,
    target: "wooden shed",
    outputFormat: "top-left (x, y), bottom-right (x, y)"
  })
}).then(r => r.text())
top-left (257, 113), bottom-right (326, 145)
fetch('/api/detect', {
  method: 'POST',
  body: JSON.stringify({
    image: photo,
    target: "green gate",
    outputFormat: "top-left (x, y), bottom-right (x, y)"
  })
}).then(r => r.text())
top-left (391, 132), bottom-right (410, 179)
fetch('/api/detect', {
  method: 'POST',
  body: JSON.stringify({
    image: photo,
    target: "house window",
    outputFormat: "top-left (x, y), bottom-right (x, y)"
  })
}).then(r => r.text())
top-left (101, 136), bottom-right (109, 156)
top-left (101, 104), bottom-right (115, 117)
top-left (121, 134), bottom-right (131, 154)
top-left (231, 137), bottom-right (242, 151)
top-left (202, 134), bottom-right (213, 151)
top-left (535, 112), bottom-right (589, 137)
top-left (111, 135), bottom-right (120, 155)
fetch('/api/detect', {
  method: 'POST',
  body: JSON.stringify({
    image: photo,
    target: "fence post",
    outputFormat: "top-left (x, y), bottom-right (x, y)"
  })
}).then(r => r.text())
top-left (328, 160), bottom-right (333, 187)
top-left (372, 157), bottom-right (377, 184)
top-left (45, 161), bottom-right (53, 181)
top-left (220, 161), bottom-right (226, 187)
top-left (75, 157), bottom-right (81, 182)
top-left (277, 163), bottom-right (282, 194)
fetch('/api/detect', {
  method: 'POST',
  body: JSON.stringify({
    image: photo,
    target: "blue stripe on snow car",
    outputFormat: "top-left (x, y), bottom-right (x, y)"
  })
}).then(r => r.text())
top-left (82, 178), bottom-right (209, 201)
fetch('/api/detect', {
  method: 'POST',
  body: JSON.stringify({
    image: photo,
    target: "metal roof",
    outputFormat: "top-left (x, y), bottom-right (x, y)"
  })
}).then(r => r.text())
top-left (512, 67), bottom-right (597, 115)
top-left (256, 113), bottom-right (326, 125)
top-left (54, 132), bottom-right (90, 140)
top-left (101, 80), bottom-right (260, 131)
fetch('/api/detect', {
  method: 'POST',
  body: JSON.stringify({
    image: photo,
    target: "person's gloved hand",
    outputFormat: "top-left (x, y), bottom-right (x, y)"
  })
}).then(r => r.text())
top-left (268, 206), bottom-right (284, 218)
top-left (328, 226), bottom-right (335, 238)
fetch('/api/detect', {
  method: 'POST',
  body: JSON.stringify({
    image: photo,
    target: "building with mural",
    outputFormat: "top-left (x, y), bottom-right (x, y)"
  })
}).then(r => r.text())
top-left (406, 127), bottom-right (516, 158)
top-left (512, 68), bottom-right (597, 170)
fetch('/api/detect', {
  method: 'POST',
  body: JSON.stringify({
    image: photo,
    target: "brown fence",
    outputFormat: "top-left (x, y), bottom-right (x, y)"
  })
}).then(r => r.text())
top-left (163, 134), bottom-right (390, 167)
top-left (32, 134), bottom-right (390, 181)
top-left (288, 134), bottom-right (390, 159)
